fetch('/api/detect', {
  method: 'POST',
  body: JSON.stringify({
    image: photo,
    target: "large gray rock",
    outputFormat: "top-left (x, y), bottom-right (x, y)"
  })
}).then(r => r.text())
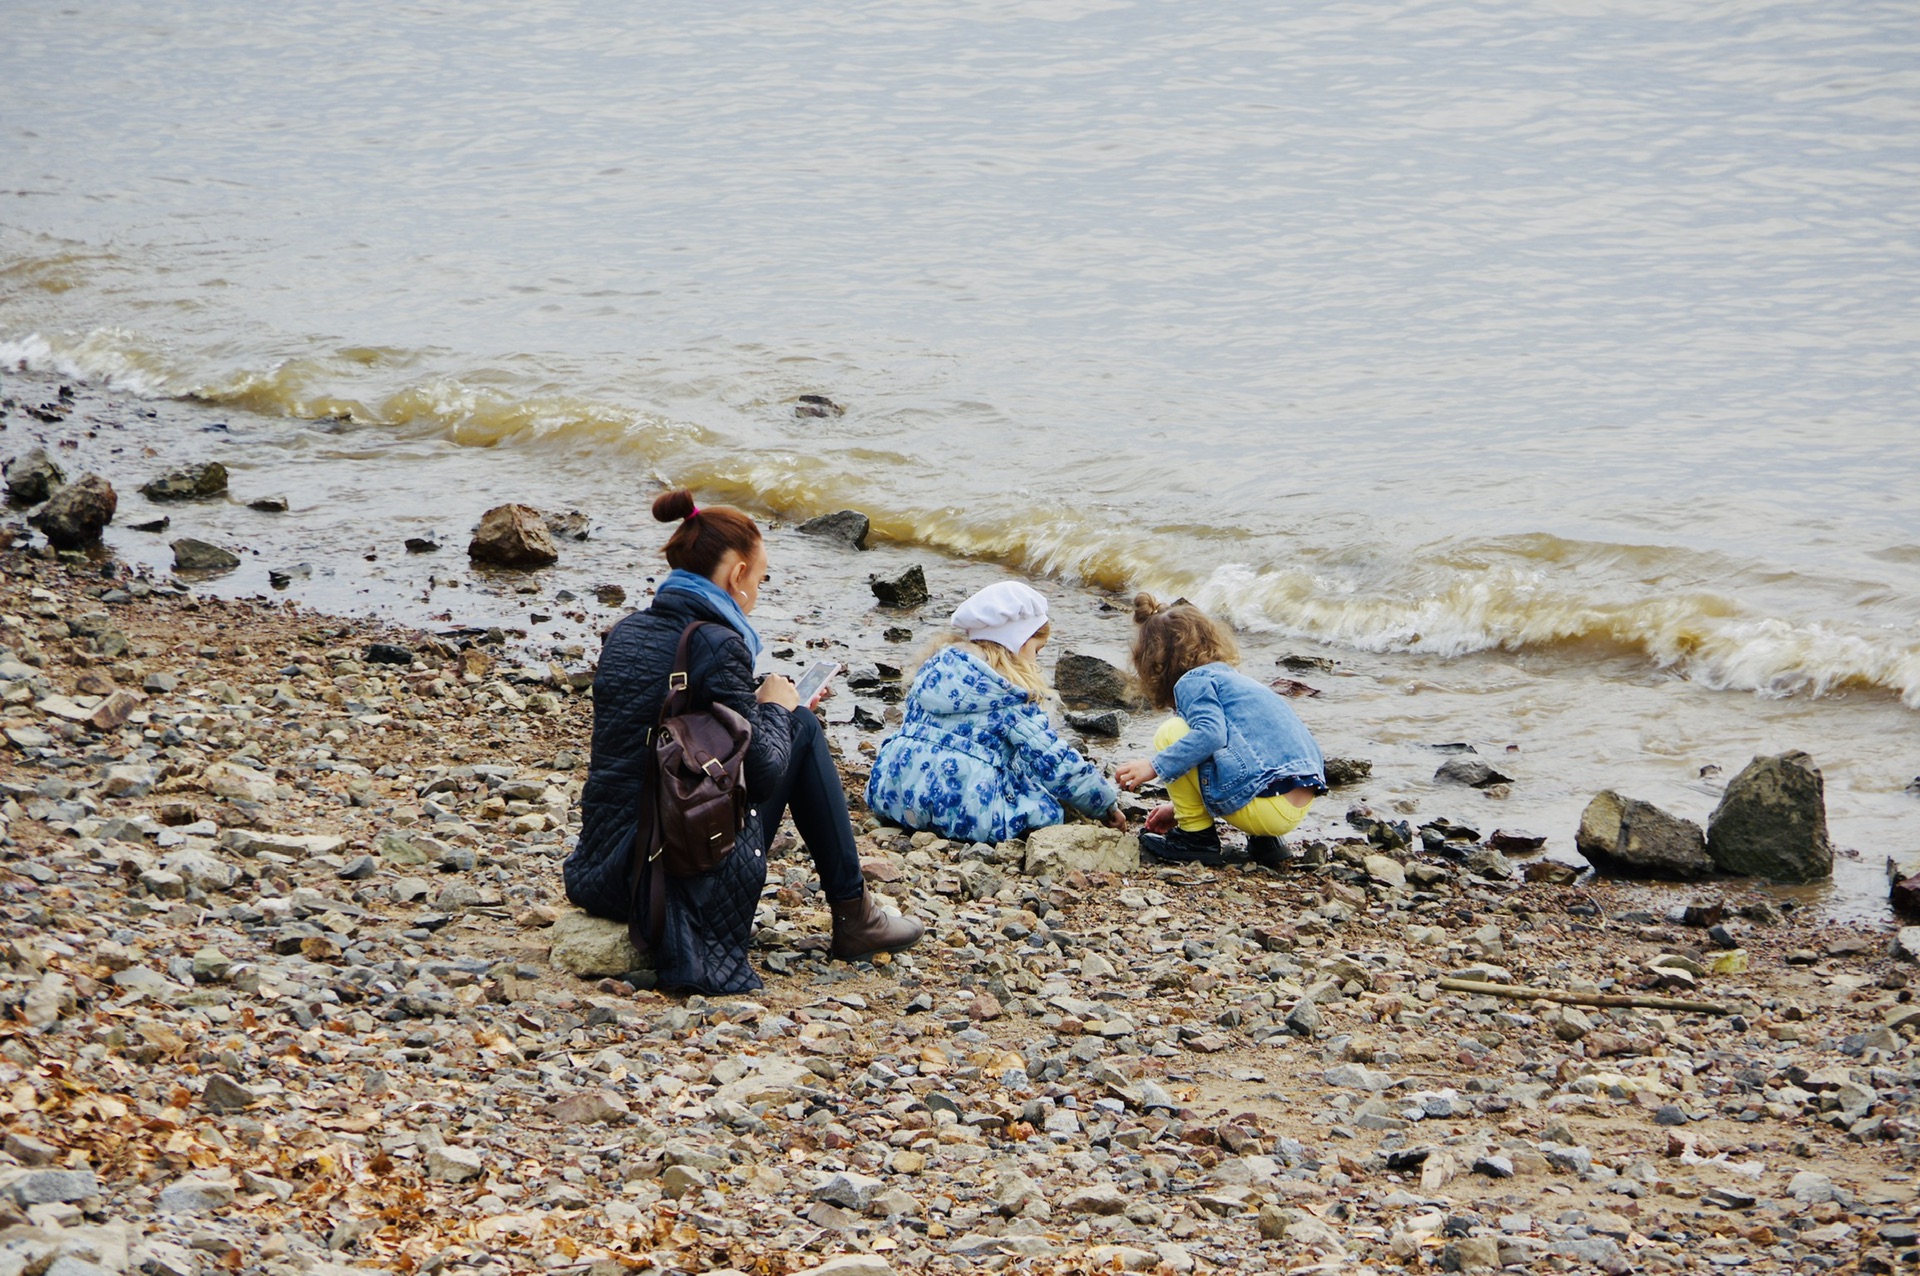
top-left (200, 1074), bottom-right (256, 1114)
top-left (156, 1174), bottom-right (235, 1214)
top-left (1060, 1183), bottom-right (1128, 1215)
top-left (1574, 790), bottom-right (1713, 879)
top-left (141, 461), bottom-right (228, 501)
top-left (547, 910), bottom-right (647, 978)
top-left (0, 1167), bottom-right (99, 1206)
top-left (1064, 709), bottom-right (1125, 737)
top-left (1435, 757), bottom-right (1513, 788)
top-left (469, 503), bottom-right (559, 567)
top-left (28, 473), bottom-right (117, 547)
top-left (1707, 751), bottom-right (1832, 883)
top-left (869, 566), bottom-right (927, 609)
top-left (171, 538), bottom-right (241, 573)
top-left (1024, 826), bottom-right (1139, 876)
top-left (799, 509), bottom-right (871, 549)
top-left (812, 1170), bottom-right (888, 1211)
top-left (425, 1146), bottom-right (484, 1183)
top-left (1054, 652), bottom-right (1133, 707)
top-left (713, 1054), bottom-right (815, 1105)
top-left (542, 508), bottom-right (591, 541)
top-left (4, 448), bottom-right (65, 505)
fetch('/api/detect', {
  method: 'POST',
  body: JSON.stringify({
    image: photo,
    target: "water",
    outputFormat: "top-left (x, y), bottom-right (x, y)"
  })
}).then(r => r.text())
top-left (3, 1), bottom-right (1918, 905)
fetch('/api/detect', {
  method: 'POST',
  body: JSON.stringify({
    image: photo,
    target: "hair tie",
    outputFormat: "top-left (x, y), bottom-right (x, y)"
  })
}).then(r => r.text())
top-left (687, 506), bottom-right (700, 519)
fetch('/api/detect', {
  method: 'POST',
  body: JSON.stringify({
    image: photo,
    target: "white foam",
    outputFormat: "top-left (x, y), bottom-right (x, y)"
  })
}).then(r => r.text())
top-left (1195, 560), bottom-right (1920, 707)
top-left (0, 327), bottom-right (178, 397)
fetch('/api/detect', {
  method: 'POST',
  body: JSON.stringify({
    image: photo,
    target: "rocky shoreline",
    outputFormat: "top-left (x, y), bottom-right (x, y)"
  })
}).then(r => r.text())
top-left (3, 375), bottom-right (1920, 1274)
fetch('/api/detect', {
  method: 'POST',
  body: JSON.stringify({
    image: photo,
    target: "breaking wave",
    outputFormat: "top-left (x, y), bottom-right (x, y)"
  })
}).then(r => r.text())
top-left (1190, 560), bottom-right (1920, 709)
top-left (4, 325), bottom-right (1916, 709)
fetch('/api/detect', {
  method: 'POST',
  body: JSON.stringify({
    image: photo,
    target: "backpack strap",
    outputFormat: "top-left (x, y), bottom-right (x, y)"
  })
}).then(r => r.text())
top-left (662, 620), bottom-right (710, 719)
top-left (631, 620), bottom-right (729, 960)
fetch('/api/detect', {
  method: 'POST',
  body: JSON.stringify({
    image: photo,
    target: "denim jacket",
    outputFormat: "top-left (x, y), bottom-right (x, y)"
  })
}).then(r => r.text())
top-left (1151, 663), bottom-right (1326, 816)
top-left (866, 646), bottom-right (1119, 843)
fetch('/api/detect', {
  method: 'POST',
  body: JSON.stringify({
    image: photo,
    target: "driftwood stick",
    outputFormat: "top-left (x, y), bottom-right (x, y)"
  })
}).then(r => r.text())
top-left (1437, 977), bottom-right (1729, 1016)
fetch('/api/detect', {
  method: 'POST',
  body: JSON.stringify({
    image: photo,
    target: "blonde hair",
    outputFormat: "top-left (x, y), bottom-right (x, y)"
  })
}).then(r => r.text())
top-left (916, 623), bottom-right (1053, 701)
top-left (1130, 593), bottom-right (1239, 709)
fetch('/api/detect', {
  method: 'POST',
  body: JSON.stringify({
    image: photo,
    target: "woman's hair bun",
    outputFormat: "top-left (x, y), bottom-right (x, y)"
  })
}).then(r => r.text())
top-left (1132, 592), bottom-right (1165, 624)
top-left (652, 489), bottom-right (697, 523)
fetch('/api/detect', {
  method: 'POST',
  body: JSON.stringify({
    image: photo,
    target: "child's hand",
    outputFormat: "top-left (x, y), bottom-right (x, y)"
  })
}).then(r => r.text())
top-left (1145, 803), bottom-right (1176, 834)
top-left (1115, 758), bottom-right (1157, 790)
top-left (1102, 805), bottom-right (1129, 831)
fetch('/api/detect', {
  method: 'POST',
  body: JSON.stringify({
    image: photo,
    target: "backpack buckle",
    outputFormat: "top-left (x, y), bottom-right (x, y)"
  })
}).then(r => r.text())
top-left (668, 672), bottom-right (689, 691)
top-left (702, 758), bottom-right (724, 778)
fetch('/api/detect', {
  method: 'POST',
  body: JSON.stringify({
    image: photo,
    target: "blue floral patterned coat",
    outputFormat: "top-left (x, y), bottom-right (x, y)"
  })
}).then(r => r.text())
top-left (864, 646), bottom-right (1120, 843)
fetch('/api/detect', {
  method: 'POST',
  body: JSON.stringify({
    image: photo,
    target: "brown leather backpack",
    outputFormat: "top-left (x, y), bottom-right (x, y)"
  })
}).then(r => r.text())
top-left (630, 621), bottom-right (754, 954)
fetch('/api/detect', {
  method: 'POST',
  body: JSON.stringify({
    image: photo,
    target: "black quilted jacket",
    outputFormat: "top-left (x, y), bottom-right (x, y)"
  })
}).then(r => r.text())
top-left (564, 588), bottom-right (793, 993)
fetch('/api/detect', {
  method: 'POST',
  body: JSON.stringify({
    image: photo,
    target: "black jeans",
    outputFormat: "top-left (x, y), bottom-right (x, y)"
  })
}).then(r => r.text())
top-left (755, 707), bottom-right (864, 903)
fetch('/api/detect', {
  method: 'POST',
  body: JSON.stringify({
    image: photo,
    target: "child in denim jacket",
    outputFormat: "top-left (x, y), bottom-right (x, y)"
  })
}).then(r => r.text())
top-left (1115, 594), bottom-right (1325, 865)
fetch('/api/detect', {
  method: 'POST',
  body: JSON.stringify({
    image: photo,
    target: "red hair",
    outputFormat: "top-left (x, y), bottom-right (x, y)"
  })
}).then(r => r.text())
top-left (652, 489), bottom-right (761, 578)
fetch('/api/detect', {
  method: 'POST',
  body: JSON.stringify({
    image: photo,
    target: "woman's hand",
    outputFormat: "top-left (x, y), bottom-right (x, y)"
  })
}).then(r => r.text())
top-left (1145, 803), bottom-right (1177, 834)
top-left (1102, 805), bottom-right (1130, 831)
top-left (808, 683), bottom-right (833, 712)
top-left (1114, 758), bottom-right (1156, 790)
top-left (756, 674), bottom-right (800, 711)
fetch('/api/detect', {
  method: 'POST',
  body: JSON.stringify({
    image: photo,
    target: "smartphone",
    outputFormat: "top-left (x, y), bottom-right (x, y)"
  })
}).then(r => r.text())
top-left (794, 660), bottom-right (840, 706)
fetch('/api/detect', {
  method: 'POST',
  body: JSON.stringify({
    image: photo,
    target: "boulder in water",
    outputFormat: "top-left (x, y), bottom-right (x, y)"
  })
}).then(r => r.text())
top-left (1435, 758), bottom-right (1513, 788)
top-left (543, 508), bottom-right (591, 541)
top-left (794, 393), bottom-right (845, 418)
top-left (1324, 757), bottom-right (1372, 787)
top-left (1524, 859), bottom-right (1582, 885)
top-left (1055, 652), bottom-right (1133, 707)
top-left (869, 565), bottom-right (927, 609)
top-left (171, 538), bottom-right (241, 573)
top-left (799, 509), bottom-right (871, 549)
top-left (1706, 751), bottom-right (1831, 882)
top-left (3, 448), bottom-right (65, 506)
top-left (469, 503), bottom-right (559, 567)
top-left (141, 461), bottom-right (228, 501)
top-left (1065, 708), bottom-right (1125, 737)
top-left (28, 474), bottom-right (116, 547)
top-left (1574, 790), bottom-right (1713, 879)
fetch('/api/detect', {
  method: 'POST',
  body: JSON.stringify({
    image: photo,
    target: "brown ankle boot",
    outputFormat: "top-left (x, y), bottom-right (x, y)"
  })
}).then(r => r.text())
top-left (829, 887), bottom-right (925, 961)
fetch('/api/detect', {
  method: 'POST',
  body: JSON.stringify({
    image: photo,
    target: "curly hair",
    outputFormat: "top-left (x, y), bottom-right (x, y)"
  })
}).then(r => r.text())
top-left (1129, 593), bottom-right (1239, 709)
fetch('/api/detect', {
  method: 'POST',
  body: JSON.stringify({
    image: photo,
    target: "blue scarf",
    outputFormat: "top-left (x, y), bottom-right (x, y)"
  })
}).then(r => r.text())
top-left (655, 568), bottom-right (763, 663)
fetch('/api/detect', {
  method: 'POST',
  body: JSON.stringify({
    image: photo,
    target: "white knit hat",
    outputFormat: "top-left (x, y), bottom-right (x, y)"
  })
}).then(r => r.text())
top-left (951, 581), bottom-right (1050, 652)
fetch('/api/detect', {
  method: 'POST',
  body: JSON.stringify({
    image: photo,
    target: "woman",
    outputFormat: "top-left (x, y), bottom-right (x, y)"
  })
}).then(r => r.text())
top-left (865, 581), bottom-right (1125, 843)
top-left (565, 489), bottom-right (924, 994)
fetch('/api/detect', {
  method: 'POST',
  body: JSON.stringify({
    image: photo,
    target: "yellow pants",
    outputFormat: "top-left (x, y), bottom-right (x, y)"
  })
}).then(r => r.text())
top-left (1155, 717), bottom-right (1313, 836)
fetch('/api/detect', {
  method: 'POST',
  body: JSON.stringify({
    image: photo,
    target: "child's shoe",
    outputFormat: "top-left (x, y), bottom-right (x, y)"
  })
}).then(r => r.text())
top-left (1245, 836), bottom-right (1286, 868)
top-left (1140, 826), bottom-right (1226, 866)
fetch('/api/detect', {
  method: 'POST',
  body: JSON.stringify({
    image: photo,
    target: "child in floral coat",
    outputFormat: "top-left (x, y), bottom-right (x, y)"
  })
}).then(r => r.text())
top-left (865, 582), bottom-right (1124, 843)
